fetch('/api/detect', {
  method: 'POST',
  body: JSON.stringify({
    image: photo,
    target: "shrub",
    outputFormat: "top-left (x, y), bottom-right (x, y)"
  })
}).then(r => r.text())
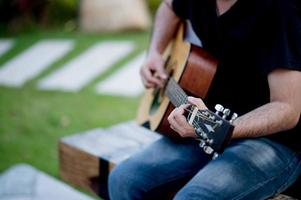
top-left (0, 0), bottom-right (162, 33)
top-left (148, 0), bottom-right (161, 15)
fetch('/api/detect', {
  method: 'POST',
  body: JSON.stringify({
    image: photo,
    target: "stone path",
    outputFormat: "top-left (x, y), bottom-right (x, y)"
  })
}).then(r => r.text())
top-left (0, 38), bottom-right (145, 96)
top-left (0, 164), bottom-right (94, 200)
top-left (38, 41), bottom-right (134, 92)
top-left (0, 40), bottom-right (73, 87)
top-left (95, 52), bottom-right (145, 97)
top-left (0, 39), bottom-right (14, 58)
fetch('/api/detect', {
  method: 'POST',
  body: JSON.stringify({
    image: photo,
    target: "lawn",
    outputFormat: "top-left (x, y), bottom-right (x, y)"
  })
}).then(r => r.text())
top-left (0, 29), bottom-right (150, 182)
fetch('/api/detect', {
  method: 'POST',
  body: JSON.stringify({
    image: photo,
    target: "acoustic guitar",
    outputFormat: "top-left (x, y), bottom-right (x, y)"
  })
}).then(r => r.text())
top-left (136, 24), bottom-right (236, 158)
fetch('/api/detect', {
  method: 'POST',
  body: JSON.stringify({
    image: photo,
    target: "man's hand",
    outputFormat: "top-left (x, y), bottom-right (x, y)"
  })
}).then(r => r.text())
top-left (140, 52), bottom-right (168, 88)
top-left (167, 97), bottom-right (208, 138)
top-left (139, 0), bottom-right (180, 89)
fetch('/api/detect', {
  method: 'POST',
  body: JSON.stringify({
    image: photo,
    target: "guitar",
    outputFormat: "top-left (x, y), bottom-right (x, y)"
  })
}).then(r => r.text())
top-left (136, 24), bottom-right (237, 158)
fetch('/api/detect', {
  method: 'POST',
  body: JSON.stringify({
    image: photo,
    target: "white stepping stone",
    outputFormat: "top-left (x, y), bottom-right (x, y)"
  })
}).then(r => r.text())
top-left (0, 39), bottom-right (14, 58)
top-left (95, 52), bottom-right (145, 97)
top-left (0, 164), bottom-right (94, 200)
top-left (38, 41), bottom-right (134, 92)
top-left (0, 40), bottom-right (73, 87)
top-left (62, 121), bottom-right (161, 165)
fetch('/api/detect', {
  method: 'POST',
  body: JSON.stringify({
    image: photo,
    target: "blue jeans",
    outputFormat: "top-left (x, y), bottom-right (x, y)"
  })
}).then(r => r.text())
top-left (108, 137), bottom-right (301, 200)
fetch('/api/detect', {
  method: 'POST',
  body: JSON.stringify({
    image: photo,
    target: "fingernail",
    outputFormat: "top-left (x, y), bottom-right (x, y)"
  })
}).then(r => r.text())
top-left (161, 74), bottom-right (167, 79)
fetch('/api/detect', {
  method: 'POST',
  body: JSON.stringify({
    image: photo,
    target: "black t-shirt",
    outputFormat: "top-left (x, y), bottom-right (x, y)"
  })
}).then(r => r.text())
top-left (172, 0), bottom-right (301, 151)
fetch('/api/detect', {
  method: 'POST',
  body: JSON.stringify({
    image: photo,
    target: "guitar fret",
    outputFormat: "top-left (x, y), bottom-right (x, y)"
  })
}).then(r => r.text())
top-left (165, 78), bottom-right (188, 107)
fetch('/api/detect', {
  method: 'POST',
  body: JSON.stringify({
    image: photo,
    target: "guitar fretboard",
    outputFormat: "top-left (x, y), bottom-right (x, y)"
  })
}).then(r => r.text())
top-left (165, 78), bottom-right (188, 107)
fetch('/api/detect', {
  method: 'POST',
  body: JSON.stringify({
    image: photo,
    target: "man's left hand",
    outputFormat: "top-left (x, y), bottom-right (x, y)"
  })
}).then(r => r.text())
top-left (167, 96), bottom-right (207, 138)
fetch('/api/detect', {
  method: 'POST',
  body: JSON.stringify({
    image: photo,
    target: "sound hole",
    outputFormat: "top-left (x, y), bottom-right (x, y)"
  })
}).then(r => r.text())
top-left (150, 89), bottom-right (162, 115)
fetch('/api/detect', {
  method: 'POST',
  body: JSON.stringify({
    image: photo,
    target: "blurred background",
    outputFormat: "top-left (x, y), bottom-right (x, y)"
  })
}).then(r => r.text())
top-left (0, 0), bottom-right (161, 199)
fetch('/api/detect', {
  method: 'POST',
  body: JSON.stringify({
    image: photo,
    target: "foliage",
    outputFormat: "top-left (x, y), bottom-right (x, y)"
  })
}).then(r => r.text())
top-left (147, 0), bottom-right (162, 15)
top-left (0, 0), bottom-right (78, 33)
top-left (0, 0), bottom-right (162, 34)
top-left (47, 0), bottom-right (78, 25)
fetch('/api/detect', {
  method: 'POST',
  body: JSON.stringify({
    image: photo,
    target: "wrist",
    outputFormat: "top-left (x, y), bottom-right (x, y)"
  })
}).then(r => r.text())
top-left (148, 45), bottom-right (164, 55)
top-left (146, 50), bottom-right (164, 63)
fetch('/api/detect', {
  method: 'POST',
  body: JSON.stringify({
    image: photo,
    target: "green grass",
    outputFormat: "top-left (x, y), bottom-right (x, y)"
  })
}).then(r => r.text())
top-left (0, 86), bottom-right (140, 174)
top-left (0, 29), bottom-right (150, 188)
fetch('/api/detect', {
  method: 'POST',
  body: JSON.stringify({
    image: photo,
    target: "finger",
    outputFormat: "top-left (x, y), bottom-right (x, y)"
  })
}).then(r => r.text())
top-left (141, 67), bottom-right (163, 87)
top-left (168, 107), bottom-right (195, 137)
top-left (173, 108), bottom-right (192, 128)
top-left (171, 106), bottom-right (189, 127)
top-left (174, 113), bottom-right (190, 127)
top-left (169, 116), bottom-right (185, 134)
top-left (187, 96), bottom-right (207, 109)
top-left (144, 81), bottom-right (155, 88)
top-left (167, 108), bottom-right (181, 128)
top-left (168, 105), bottom-right (188, 123)
top-left (148, 58), bottom-right (167, 80)
top-left (152, 65), bottom-right (168, 80)
top-left (142, 76), bottom-right (155, 89)
top-left (167, 107), bottom-right (177, 122)
top-left (174, 104), bottom-right (190, 116)
top-left (141, 75), bottom-right (155, 88)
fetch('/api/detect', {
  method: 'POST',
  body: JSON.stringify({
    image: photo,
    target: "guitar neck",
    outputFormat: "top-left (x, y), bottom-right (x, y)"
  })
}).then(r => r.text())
top-left (165, 78), bottom-right (188, 107)
top-left (164, 77), bottom-right (234, 155)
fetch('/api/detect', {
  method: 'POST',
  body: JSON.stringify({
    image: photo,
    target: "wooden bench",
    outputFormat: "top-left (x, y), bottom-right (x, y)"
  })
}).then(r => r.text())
top-left (59, 121), bottom-right (300, 200)
top-left (59, 121), bottom-right (161, 199)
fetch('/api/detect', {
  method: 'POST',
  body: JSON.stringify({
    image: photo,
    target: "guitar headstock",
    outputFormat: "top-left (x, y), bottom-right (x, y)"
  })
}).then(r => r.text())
top-left (186, 104), bottom-right (237, 159)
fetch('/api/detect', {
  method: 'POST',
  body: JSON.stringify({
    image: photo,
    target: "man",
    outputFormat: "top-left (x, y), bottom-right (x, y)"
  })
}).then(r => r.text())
top-left (109, 0), bottom-right (301, 199)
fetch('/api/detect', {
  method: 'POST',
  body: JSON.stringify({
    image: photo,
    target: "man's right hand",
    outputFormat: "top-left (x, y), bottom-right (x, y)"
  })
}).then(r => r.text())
top-left (140, 52), bottom-right (168, 89)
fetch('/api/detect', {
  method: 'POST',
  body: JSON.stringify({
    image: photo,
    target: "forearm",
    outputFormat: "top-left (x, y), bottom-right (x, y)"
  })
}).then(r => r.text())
top-left (149, 0), bottom-right (181, 54)
top-left (232, 101), bottom-right (300, 139)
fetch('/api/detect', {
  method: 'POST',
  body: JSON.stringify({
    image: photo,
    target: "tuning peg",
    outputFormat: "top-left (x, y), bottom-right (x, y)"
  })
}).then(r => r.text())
top-left (196, 127), bottom-right (202, 135)
top-left (214, 104), bottom-right (224, 115)
top-left (196, 128), bottom-right (208, 140)
top-left (203, 111), bottom-right (210, 117)
top-left (212, 152), bottom-right (219, 160)
top-left (203, 146), bottom-right (214, 154)
top-left (230, 113), bottom-right (238, 123)
top-left (201, 132), bottom-right (208, 140)
top-left (222, 108), bottom-right (231, 119)
top-left (199, 140), bottom-right (206, 148)
top-left (196, 128), bottom-right (203, 136)
top-left (206, 138), bottom-right (214, 145)
top-left (209, 115), bottom-right (215, 120)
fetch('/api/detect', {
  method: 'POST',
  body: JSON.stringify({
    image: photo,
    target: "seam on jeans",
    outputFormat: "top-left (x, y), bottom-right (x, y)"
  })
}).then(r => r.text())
top-left (275, 153), bottom-right (301, 194)
top-left (231, 152), bottom-right (300, 200)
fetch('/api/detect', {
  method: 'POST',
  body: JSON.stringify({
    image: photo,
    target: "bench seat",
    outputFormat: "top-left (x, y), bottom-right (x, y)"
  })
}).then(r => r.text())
top-left (59, 121), bottom-right (300, 199)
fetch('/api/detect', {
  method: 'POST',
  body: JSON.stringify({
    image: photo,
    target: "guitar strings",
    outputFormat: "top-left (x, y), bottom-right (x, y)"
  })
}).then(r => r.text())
top-left (166, 77), bottom-right (217, 130)
top-left (184, 107), bottom-right (220, 129)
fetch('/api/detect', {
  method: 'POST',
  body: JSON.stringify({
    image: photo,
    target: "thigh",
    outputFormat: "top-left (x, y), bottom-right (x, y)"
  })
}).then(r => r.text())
top-left (108, 137), bottom-right (210, 200)
top-left (174, 138), bottom-right (301, 200)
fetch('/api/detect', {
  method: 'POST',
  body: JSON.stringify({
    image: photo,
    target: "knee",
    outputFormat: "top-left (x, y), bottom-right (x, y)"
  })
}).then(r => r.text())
top-left (173, 163), bottom-right (238, 200)
top-left (108, 160), bottom-right (145, 200)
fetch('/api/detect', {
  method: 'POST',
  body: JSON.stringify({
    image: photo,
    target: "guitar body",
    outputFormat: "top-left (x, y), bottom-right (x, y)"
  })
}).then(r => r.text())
top-left (136, 24), bottom-right (218, 138)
